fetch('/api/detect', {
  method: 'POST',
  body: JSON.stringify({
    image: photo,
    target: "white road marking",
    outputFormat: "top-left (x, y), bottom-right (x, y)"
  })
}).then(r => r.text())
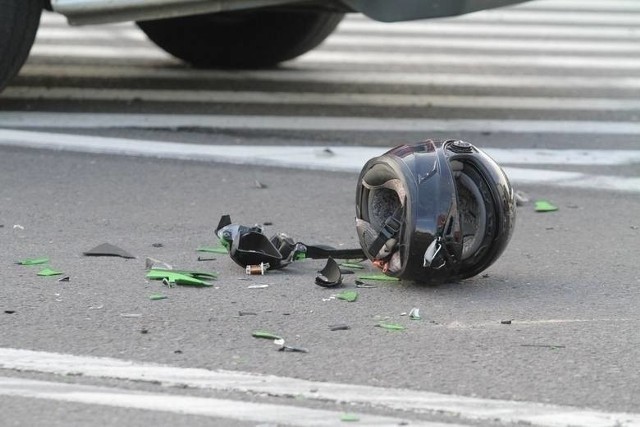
top-left (1, 129), bottom-right (639, 192)
top-left (33, 28), bottom-right (640, 54)
top-left (0, 376), bottom-right (428, 427)
top-left (0, 348), bottom-right (638, 427)
top-left (26, 44), bottom-right (640, 70)
top-left (6, 86), bottom-right (640, 112)
top-left (18, 64), bottom-right (640, 91)
top-left (2, 112), bottom-right (640, 136)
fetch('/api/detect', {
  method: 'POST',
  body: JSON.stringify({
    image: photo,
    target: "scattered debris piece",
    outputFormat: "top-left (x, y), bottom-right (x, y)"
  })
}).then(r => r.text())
top-left (336, 290), bottom-right (358, 302)
top-left (17, 257), bottom-right (49, 266)
top-left (278, 345), bottom-right (309, 353)
top-left (4, 310), bottom-right (16, 314)
top-left (501, 320), bottom-right (512, 325)
top-left (409, 308), bottom-right (421, 320)
top-left (88, 305), bottom-right (103, 310)
top-left (263, 221), bottom-right (273, 226)
top-left (252, 331), bottom-right (283, 340)
top-left (13, 224), bottom-right (24, 230)
top-left (174, 349), bottom-right (183, 354)
top-left (534, 200), bottom-right (558, 212)
top-left (151, 243), bottom-right (164, 248)
top-left (248, 284), bottom-right (269, 289)
top-left (521, 344), bottom-right (565, 349)
top-left (145, 257), bottom-right (172, 271)
top-left (329, 324), bottom-right (350, 331)
top-left (83, 243), bottom-right (135, 259)
top-left (482, 273), bottom-right (490, 278)
top-left (149, 294), bottom-right (168, 301)
top-left (514, 190), bottom-right (530, 206)
top-left (317, 147), bottom-right (335, 157)
top-left (57, 276), bottom-right (70, 282)
top-left (315, 257), bottom-right (343, 287)
top-left (340, 413), bottom-right (360, 422)
top-left (357, 274), bottom-right (399, 282)
top-left (239, 311), bottom-right (257, 316)
top-left (37, 267), bottom-right (63, 277)
top-left (147, 268), bottom-right (216, 287)
top-left (254, 180), bottom-right (268, 189)
top-left (355, 280), bottom-right (376, 288)
top-left (340, 262), bottom-right (364, 270)
top-left (246, 263), bottom-right (269, 275)
top-left (197, 246), bottom-right (228, 254)
top-left (197, 256), bottom-right (216, 261)
top-left (376, 322), bottom-right (405, 331)
top-left (141, 329), bottom-right (149, 334)
top-left (120, 313), bottom-right (142, 318)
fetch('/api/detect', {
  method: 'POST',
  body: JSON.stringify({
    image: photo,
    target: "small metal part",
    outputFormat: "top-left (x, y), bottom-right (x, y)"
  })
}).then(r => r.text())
top-left (423, 238), bottom-right (445, 269)
top-left (245, 262), bottom-right (269, 275)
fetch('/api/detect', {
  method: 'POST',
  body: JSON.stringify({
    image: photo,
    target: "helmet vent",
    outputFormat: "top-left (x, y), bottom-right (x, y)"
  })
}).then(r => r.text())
top-left (455, 168), bottom-right (487, 260)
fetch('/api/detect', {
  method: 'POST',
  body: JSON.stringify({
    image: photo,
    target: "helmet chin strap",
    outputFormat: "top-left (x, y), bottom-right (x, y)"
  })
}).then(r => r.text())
top-left (367, 204), bottom-right (404, 259)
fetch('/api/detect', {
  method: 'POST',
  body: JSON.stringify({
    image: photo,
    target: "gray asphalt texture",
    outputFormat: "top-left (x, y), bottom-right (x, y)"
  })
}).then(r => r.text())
top-left (1, 145), bottom-right (639, 416)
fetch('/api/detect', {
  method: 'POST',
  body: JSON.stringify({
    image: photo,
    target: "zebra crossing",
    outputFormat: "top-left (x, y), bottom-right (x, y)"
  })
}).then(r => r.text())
top-left (1, 0), bottom-right (640, 192)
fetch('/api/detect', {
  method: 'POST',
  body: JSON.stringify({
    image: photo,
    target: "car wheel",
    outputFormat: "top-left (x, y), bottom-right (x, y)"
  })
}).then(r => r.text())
top-left (0, 0), bottom-right (42, 91)
top-left (137, 8), bottom-right (343, 68)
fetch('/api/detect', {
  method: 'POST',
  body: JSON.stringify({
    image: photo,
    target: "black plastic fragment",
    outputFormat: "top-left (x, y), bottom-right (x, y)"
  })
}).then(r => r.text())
top-left (83, 243), bottom-right (135, 259)
top-left (315, 257), bottom-right (343, 287)
top-left (329, 324), bottom-right (350, 331)
top-left (278, 345), bottom-right (309, 353)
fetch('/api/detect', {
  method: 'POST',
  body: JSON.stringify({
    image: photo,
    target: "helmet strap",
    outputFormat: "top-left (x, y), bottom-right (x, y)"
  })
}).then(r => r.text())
top-left (368, 205), bottom-right (404, 259)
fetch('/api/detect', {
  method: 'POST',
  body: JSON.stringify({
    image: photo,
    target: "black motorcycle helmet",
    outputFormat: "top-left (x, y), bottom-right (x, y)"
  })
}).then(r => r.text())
top-left (356, 140), bottom-right (516, 283)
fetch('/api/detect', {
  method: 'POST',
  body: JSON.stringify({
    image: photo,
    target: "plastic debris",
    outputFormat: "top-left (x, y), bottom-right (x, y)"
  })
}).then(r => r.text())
top-left (278, 345), bottom-right (309, 353)
top-left (151, 243), bottom-right (164, 248)
top-left (238, 311), bottom-right (257, 316)
top-left (515, 190), bottom-right (530, 206)
top-left (534, 200), bottom-right (558, 212)
top-left (409, 307), bottom-right (421, 320)
top-left (83, 243), bottom-right (135, 259)
top-left (57, 276), bottom-right (70, 282)
top-left (501, 320), bottom-right (512, 325)
top-left (340, 413), bottom-right (360, 422)
top-left (246, 263), bottom-right (269, 275)
top-left (252, 331), bottom-right (282, 340)
top-left (340, 262), bottom-right (365, 270)
top-left (37, 267), bottom-right (63, 277)
top-left (17, 257), bottom-right (49, 266)
top-left (4, 310), bottom-right (16, 314)
top-left (147, 268), bottom-right (216, 287)
top-left (149, 294), bottom-right (168, 300)
top-left (13, 224), bottom-right (24, 230)
top-left (315, 257), bottom-right (343, 287)
top-left (357, 274), bottom-right (399, 281)
top-left (145, 257), bottom-right (172, 271)
top-left (376, 322), bottom-right (405, 331)
top-left (120, 313), bottom-right (142, 318)
top-left (254, 180), bottom-right (268, 189)
top-left (336, 290), bottom-right (358, 302)
top-left (248, 284), bottom-right (269, 289)
top-left (197, 256), bottom-right (216, 261)
top-left (355, 280), bottom-right (376, 288)
top-left (329, 324), bottom-right (350, 331)
top-left (196, 246), bottom-right (228, 254)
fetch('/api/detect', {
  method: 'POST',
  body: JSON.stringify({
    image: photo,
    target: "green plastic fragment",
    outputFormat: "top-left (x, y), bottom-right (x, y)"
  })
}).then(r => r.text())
top-left (293, 252), bottom-right (306, 261)
top-left (534, 200), bottom-right (558, 212)
top-left (336, 291), bottom-right (358, 302)
top-left (17, 257), bottom-right (49, 266)
top-left (340, 263), bottom-right (364, 269)
top-left (357, 274), bottom-right (400, 281)
top-left (196, 246), bottom-right (228, 254)
top-left (149, 294), bottom-right (168, 300)
top-left (377, 322), bottom-right (406, 331)
top-left (146, 269), bottom-right (214, 286)
top-left (340, 414), bottom-right (360, 422)
top-left (37, 267), bottom-right (63, 277)
top-left (252, 331), bottom-right (283, 340)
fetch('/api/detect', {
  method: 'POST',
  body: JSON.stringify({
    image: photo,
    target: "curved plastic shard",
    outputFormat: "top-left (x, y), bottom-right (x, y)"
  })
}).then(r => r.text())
top-left (315, 257), bottom-right (343, 287)
top-left (83, 243), bottom-right (135, 259)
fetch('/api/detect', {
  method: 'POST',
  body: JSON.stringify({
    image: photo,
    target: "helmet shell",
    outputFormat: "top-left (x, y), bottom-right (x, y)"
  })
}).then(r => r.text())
top-left (355, 140), bottom-right (515, 283)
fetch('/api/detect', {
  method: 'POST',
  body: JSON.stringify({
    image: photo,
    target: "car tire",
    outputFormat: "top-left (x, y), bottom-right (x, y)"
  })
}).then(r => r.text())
top-left (0, 0), bottom-right (42, 91)
top-left (137, 8), bottom-right (343, 68)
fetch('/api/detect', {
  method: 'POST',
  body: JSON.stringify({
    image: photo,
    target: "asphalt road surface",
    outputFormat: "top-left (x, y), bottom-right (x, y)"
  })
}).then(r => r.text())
top-left (1, 0), bottom-right (640, 426)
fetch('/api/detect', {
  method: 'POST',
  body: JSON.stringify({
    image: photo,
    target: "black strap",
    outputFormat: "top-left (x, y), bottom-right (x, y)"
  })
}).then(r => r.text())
top-left (368, 206), bottom-right (404, 258)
